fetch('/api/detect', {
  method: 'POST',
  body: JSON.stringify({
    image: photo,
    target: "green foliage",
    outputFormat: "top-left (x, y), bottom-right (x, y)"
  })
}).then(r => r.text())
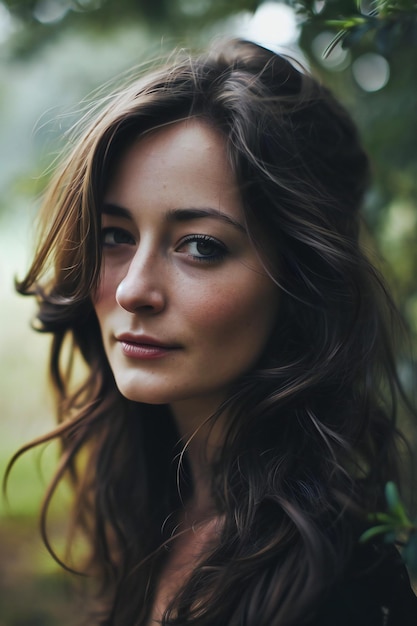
top-left (294, 1), bottom-right (417, 343)
top-left (318, 0), bottom-right (417, 56)
top-left (2, 0), bottom-right (416, 57)
top-left (360, 482), bottom-right (417, 577)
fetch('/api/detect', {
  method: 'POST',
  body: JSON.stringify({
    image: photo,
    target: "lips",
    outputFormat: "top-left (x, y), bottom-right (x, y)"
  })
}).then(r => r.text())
top-left (115, 333), bottom-right (180, 359)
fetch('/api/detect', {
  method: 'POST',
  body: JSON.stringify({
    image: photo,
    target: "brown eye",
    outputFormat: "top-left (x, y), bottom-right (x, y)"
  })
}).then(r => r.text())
top-left (102, 228), bottom-right (135, 246)
top-left (178, 235), bottom-right (228, 263)
top-left (195, 239), bottom-right (220, 256)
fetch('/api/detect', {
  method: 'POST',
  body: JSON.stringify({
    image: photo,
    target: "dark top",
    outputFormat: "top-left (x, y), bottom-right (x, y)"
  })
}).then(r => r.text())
top-left (310, 542), bottom-right (417, 626)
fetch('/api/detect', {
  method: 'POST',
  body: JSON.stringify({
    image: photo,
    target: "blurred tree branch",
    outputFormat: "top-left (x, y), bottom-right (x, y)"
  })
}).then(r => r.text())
top-left (2, 0), bottom-right (416, 57)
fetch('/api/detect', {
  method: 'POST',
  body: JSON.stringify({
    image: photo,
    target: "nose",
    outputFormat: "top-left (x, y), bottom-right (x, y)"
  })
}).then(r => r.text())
top-left (115, 246), bottom-right (166, 314)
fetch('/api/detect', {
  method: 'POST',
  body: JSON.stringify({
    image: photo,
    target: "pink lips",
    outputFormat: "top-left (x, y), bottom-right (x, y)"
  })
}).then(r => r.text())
top-left (116, 333), bottom-right (180, 359)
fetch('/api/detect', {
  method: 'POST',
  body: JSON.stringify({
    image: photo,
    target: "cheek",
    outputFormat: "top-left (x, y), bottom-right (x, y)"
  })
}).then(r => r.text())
top-left (93, 266), bottom-right (120, 311)
top-left (185, 278), bottom-right (278, 345)
top-left (92, 293), bottom-right (116, 342)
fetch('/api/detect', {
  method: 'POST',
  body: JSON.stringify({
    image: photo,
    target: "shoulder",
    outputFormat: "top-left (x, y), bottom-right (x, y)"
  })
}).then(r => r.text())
top-left (309, 542), bottom-right (417, 626)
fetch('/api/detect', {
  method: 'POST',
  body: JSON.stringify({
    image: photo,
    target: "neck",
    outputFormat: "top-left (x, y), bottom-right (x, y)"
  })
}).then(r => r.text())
top-left (169, 399), bottom-right (226, 521)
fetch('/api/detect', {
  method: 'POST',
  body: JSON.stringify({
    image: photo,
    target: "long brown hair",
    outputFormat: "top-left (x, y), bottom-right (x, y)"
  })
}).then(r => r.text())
top-left (7, 39), bottom-right (413, 625)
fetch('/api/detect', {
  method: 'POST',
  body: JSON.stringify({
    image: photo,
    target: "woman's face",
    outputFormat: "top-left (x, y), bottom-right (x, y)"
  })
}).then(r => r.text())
top-left (94, 119), bottom-right (279, 420)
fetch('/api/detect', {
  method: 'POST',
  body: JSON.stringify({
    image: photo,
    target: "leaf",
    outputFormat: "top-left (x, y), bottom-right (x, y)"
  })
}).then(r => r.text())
top-left (385, 481), bottom-right (409, 524)
top-left (385, 481), bottom-right (400, 511)
top-left (325, 17), bottom-right (367, 28)
top-left (323, 30), bottom-right (347, 57)
top-left (359, 524), bottom-right (397, 543)
top-left (401, 532), bottom-right (417, 577)
top-left (371, 512), bottom-right (398, 524)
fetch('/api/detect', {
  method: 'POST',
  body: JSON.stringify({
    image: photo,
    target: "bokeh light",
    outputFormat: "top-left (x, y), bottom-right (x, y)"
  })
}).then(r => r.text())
top-left (352, 52), bottom-right (390, 91)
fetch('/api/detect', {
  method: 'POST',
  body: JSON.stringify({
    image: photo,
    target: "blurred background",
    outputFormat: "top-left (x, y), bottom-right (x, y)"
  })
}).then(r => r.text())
top-left (0, 0), bottom-right (416, 623)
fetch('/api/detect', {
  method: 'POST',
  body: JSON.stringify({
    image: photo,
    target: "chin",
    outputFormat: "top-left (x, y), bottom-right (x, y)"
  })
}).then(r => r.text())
top-left (117, 387), bottom-right (167, 405)
top-left (113, 378), bottom-right (172, 405)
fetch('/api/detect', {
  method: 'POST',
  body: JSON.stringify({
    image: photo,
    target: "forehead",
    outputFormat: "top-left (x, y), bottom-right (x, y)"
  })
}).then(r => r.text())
top-left (104, 119), bottom-right (245, 221)
top-left (110, 118), bottom-right (230, 180)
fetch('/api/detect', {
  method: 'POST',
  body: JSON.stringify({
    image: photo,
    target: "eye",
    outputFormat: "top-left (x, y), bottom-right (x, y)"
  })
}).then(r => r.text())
top-left (101, 227), bottom-right (135, 247)
top-left (177, 235), bottom-right (228, 263)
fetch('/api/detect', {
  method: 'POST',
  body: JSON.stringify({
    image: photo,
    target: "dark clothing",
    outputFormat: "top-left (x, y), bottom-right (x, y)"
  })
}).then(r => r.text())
top-left (311, 542), bottom-right (417, 625)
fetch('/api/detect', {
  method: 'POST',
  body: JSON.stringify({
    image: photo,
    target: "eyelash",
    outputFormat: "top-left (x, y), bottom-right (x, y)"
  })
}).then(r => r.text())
top-left (101, 227), bottom-right (135, 247)
top-left (101, 228), bottom-right (228, 264)
top-left (178, 235), bottom-right (228, 263)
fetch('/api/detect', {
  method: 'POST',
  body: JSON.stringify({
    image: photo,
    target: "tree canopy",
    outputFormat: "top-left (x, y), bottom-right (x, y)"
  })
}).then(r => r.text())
top-left (2, 0), bottom-right (417, 55)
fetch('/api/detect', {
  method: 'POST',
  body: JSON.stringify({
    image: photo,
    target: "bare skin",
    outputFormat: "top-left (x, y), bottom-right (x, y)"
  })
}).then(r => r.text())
top-left (148, 514), bottom-right (222, 625)
top-left (147, 411), bottom-right (223, 624)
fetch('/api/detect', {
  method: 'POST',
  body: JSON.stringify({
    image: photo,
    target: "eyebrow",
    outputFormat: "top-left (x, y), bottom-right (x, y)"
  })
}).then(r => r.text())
top-left (101, 203), bottom-right (247, 234)
top-left (101, 203), bottom-right (132, 219)
top-left (167, 207), bottom-right (246, 233)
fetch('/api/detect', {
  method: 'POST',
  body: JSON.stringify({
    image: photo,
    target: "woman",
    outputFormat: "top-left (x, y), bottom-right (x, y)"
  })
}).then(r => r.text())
top-left (9, 38), bottom-right (417, 625)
